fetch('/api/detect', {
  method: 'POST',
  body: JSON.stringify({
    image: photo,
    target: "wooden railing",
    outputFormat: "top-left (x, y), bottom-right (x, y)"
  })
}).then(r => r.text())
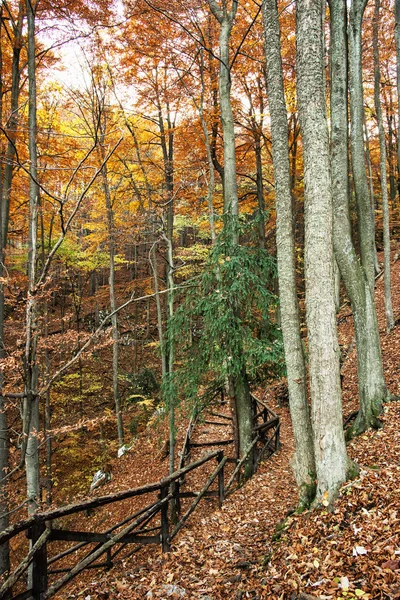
top-left (0, 390), bottom-right (280, 600)
top-left (251, 393), bottom-right (280, 467)
top-left (179, 390), bottom-right (280, 496)
top-left (0, 451), bottom-right (226, 600)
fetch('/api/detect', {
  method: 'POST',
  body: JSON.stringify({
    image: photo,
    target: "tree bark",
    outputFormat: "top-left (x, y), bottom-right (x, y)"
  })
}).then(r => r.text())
top-left (363, 114), bottom-right (380, 274)
top-left (208, 0), bottom-right (254, 475)
top-left (372, 0), bottom-right (394, 333)
top-left (99, 138), bottom-right (124, 447)
top-left (330, 0), bottom-right (387, 437)
top-left (297, 0), bottom-right (348, 502)
top-left (349, 0), bottom-right (375, 290)
top-left (2, 0), bottom-right (24, 247)
top-left (24, 0), bottom-right (40, 520)
top-left (262, 0), bottom-right (316, 506)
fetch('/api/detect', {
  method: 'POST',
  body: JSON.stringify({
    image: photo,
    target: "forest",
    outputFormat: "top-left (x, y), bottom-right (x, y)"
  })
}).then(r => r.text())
top-left (0, 0), bottom-right (399, 598)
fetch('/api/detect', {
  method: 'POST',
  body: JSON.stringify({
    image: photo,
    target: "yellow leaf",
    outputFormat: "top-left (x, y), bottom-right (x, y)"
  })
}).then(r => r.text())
top-left (355, 591), bottom-right (365, 597)
top-left (313, 559), bottom-right (319, 568)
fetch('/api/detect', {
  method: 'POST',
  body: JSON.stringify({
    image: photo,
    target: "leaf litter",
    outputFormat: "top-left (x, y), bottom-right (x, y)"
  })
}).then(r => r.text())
top-left (62, 249), bottom-right (400, 599)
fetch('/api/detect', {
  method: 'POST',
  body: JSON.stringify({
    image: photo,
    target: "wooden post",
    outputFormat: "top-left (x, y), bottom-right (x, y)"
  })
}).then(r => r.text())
top-left (106, 547), bottom-right (113, 569)
top-left (175, 480), bottom-right (181, 514)
top-left (217, 452), bottom-right (225, 508)
top-left (159, 484), bottom-right (170, 552)
top-left (31, 522), bottom-right (48, 599)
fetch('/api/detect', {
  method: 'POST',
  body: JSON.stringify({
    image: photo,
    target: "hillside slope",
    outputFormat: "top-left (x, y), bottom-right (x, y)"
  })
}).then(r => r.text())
top-left (65, 249), bottom-right (400, 600)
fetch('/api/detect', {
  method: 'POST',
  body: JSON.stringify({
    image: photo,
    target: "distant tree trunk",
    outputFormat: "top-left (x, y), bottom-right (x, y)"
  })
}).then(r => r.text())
top-left (395, 0), bottom-right (400, 201)
top-left (156, 92), bottom-right (176, 476)
top-left (363, 114), bottom-right (380, 274)
top-left (330, 0), bottom-right (387, 438)
top-left (164, 235), bottom-right (176, 477)
top-left (0, 17), bottom-right (9, 575)
top-left (198, 49), bottom-right (216, 243)
top-left (100, 142), bottom-right (124, 447)
top-left (2, 0), bottom-right (24, 247)
top-left (150, 244), bottom-right (167, 379)
top-left (208, 0), bottom-right (254, 477)
top-left (384, 89), bottom-right (397, 203)
top-left (0, 7), bottom-right (24, 570)
top-left (297, 0), bottom-right (348, 503)
top-left (262, 0), bottom-right (316, 506)
top-left (255, 127), bottom-right (266, 249)
top-left (208, 0), bottom-right (239, 224)
top-left (349, 0), bottom-right (375, 290)
top-left (24, 0), bottom-right (40, 518)
top-left (372, 0), bottom-right (394, 333)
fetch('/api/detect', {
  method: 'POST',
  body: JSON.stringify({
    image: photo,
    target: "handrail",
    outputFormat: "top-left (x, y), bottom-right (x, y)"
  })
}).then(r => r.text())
top-left (0, 451), bottom-right (220, 546)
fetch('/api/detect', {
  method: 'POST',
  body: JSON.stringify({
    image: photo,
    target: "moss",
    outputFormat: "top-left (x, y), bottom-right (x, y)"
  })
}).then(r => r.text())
top-left (347, 459), bottom-right (360, 480)
top-left (261, 553), bottom-right (272, 566)
top-left (297, 478), bottom-right (317, 512)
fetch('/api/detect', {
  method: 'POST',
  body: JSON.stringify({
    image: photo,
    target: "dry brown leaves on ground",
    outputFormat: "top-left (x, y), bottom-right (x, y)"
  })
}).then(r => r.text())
top-left (62, 251), bottom-right (400, 600)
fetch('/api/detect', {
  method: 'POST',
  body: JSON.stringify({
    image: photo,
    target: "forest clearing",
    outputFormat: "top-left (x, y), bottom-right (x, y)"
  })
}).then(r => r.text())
top-left (0, 0), bottom-right (400, 598)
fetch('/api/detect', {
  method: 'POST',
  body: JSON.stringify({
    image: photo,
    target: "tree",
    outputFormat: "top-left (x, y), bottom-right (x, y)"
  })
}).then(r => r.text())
top-left (372, 0), bottom-right (394, 333)
top-left (297, 0), bottom-right (348, 502)
top-left (24, 0), bottom-right (40, 517)
top-left (207, 0), bottom-right (255, 476)
top-left (262, 0), bottom-right (316, 506)
top-left (329, 0), bottom-right (390, 437)
top-left (349, 0), bottom-right (376, 291)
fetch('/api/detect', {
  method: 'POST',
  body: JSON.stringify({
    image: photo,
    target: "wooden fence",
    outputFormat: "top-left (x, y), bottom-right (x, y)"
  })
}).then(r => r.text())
top-left (178, 391), bottom-right (280, 495)
top-left (0, 451), bottom-right (226, 600)
top-left (0, 391), bottom-right (280, 600)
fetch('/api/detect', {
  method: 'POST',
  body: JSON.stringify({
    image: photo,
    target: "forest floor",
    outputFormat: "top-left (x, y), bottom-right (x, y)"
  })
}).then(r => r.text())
top-left (63, 247), bottom-right (400, 600)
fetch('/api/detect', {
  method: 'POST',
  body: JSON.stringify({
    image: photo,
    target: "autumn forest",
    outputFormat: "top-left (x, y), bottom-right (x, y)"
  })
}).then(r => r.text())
top-left (0, 0), bottom-right (399, 597)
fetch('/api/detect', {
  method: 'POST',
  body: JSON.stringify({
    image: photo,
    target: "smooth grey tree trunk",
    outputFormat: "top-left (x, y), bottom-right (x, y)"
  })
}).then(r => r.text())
top-left (208, 0), bottom-right (239, 224)
top-left (297, 0), bottom-right (348, 503)
top-left (101, 153), bottom-right (124, 447)
top-left (208, 0), bottom-right (254, 476)
top-left (372, 0), bottom-right (394, 333)
top-left (198, 48), bottom-right (216, 243)
top-left (24, 0), bottom-right (40, 518)
top-left (0, 6), bottom-right (24, 572)
top-left (349, 0), bottom-right (375, 291)
top-left (363, 114), bottom-right (380, 274)
top-left (330, 0), bottom-right (387, 437)
top-left (262, 0), bottom-right (316, 506)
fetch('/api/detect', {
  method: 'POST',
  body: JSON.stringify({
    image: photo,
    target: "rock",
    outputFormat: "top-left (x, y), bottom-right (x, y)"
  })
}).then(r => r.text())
top-left (161, 583), bottom-right (186, 597)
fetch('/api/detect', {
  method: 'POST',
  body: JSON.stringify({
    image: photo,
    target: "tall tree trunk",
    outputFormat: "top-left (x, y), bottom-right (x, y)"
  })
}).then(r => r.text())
top-left (363, 114), bottom-right (380, 274)
top-left (164, 235), bottom-right (175, 477)
top-left (349, 0), bottom-right (375, 290)
top-left (262, 0), bottom-right (316, 506)
top-left (208, 1), bottom-right (239, 225)
top-left (330, 0), bottom-right (387, 438)
top-left (385, 89), bottom-right (397, 203)
top-left (372, 0), bottom-right (394, 333)
top-left (208, 0), bottom-right (254, 476)
top-left (0, 7), bottom-right (24, 570)
top-left (297, 0), bottom-right (348, 503)
top-left (0, 15), bottom-right (9, 576)
top-left (24, 0), bottom-right (40, 518)
top-left (100, 147), bottom-right (124, 447)
top-left (2, 0), bottom-right (24, 247)
top-left (198, 48), bottom-right (216, 243)
top-left (255, 130), bottom-right (266, 249)
top-left (150, 244), bottom-right (167, 380)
